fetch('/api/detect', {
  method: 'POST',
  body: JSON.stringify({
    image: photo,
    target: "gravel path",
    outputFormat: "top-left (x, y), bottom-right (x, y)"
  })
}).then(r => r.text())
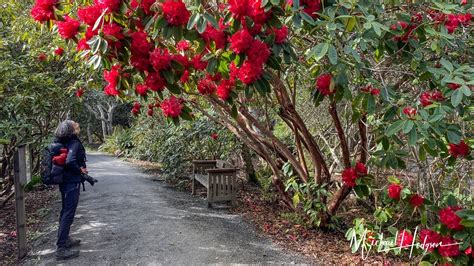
top-left (22, 153), bottom-right (308, 265)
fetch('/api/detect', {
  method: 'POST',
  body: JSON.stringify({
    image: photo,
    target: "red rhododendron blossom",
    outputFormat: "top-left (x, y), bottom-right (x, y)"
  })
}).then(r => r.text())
top-left (419, 229), bottom-right (442, 252)
top-left (171, 54), bottom-right (191, 69)
top-left (133, 0), bottom-right (156, 15)
top-left (465, 246), bottom-right (472, 256)
top-left (54, 47), bottom-right (64, 56)
top-left (273, 26), bottom-right (289, 44)
top-left (135, 84), bottom-right (149, 96)
top-left (211, 133), bottom-right (218, 140)
top-left (342, 168), bottom-right (357, 187)
top-left (370, 88), bottom-right (380, 95)
top-left (396, 230), bottom-right (414, 248)
top-left (147, 108), bottom-right (153, 116)
top-left (246, 40), bottom-right (271, 65)
top-left (56, 16), bottom-right (80, 39)
top-left (457, 13), bottom-right (472, 26)
top-left (176, 40), bottom-right (190, 51)
top-left (355, 162), bottom-right (367, 177)
top-left (228, 0), bottom-right (251, 20)
top-left (161, 0), bottom-right (190, 26)
top-left (103, 23), bottom-right (125, 41)
top-left (131, 31), bottom-right (151, 55)
top-left (448, 140), bottom-right (470, 158)
top-left (131, 55), bottom-right (150, 71)
top-left (145, 72), bottom-right (166, 92)
top-left (403, 107), bottom-right (417, 119)
top-left (77, 5), bottom-right (102, 26)
top-left (31, 0), bottom-right (57, 22)
top-left (387, 183), bottom-right (402, 200)
top-left (439, 206), bottom-right (464, 230)
top-left (237, 61), bottom-right (264, 85)
top-left (191, 55), bottom-right (207, 70)
top-left (445, 14), bottom-right (460, 33)
top-left (94, 0), bottom-right (121, 13)
top-left (217, 79), bottom-right (234, 101)
top-left (409, 194), bottom-right (424, 208)
top-left (85, 26), bottom-right (98, 40)
top-left (103, 65), bottom-right (120, 96)
top-left (150, 48), bottom-right (172, 71)
top-left (180, 70), bottom-right (190, 83)
top-left (38, 53), bottom-right (47, 61)
top-left (447, 83), bottom-right (461, 90)
top-left (229, 29), bottom-right (253, 54)
top-left (289, 0), bottom-right (321, 18)
top-left (75, 88), bottom-right (85, 98)
top-left (201, 22), bottom-right (227, 49)
top-left (250, 0), bottom-right (271, 24)
top-left (438, 236), bottom-right (460, 257)
top-left (197, 79), bottom-right (217, 95)
top-left (420, 91), bottom-right (444, 107)
top-left (77, 38), bottom-right (90, 51)
top-left (160, 96), bottom-right (183, 118)
top-left (391, 21), bottom-right (409, 30)
top-left (316, 73), bottom-right (334, 96)
top-left (133, 102), bottom-right (141, 109)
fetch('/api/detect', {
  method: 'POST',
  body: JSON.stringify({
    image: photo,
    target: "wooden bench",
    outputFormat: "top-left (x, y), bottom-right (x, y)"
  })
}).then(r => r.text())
top-left (192, 160), bottom-right (237, 208)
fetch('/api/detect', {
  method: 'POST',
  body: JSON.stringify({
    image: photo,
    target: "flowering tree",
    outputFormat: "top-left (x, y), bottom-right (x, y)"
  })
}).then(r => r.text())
top-left (31, 0), bottom-right (472, 260)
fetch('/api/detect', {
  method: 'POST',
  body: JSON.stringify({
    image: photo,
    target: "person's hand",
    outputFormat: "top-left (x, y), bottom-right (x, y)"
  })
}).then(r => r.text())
top-left (80, 167), bottom-right (88, 174)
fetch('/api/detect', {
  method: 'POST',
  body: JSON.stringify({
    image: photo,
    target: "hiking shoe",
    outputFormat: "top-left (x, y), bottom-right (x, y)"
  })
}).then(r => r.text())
top-left (65, 238), bottom-right (81, 248)
top-left (56, 248), bottom-right (79, 260)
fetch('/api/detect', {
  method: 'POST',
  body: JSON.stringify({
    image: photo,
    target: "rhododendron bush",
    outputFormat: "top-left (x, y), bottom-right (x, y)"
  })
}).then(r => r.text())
top-left (32, 0), bottom-right (472, 263)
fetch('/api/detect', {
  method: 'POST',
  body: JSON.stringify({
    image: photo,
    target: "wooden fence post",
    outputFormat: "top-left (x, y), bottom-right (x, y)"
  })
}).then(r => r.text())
top-left (13, 145), bottom-right (28, 259)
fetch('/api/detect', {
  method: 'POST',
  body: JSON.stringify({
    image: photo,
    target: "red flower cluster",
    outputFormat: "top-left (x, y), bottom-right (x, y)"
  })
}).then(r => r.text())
top-left (288, 0), bottom-right (321, 19)
top-left (228, 0), bottom-right (271, 23)
top-left (180, 70), bottom-right (190, 83)
top-left (387, 183), bottom-right (402, 200)
top-left (160, 96), bottom-right (183, 118)
top-left (250, 0), bottom-right (271, 24)
top-left (396, 230), bottom-right (414, 248)
top-left (103, 23), bottom-right (125, 49)
top-left (54, 47), bottom-right (64, 56)
top-left (439, 206), bottom-right (464, 230)
top-left (131, 0), bottom-right (156, 15)
top-left (145, 72), bottom-right (166, 92)
top-left (192, 55), bottom-right (207, 70)
top-left (150, 48), bottom-right (172, 71)
top-left (201, 21), bottom-right (228, 49)
top-left (447, 83), bottom-right (461, 90)
top-left (409, 194), bottom-right (424, 208)
top-left (273, 26), bottom-right (289, 44)
top-left (135, 84), bottom-right (149, 96)
top-left (419, 229), bottom-right (441, 252)
top-left (246, 40), bottom-right (271, 63)
top-left (31, 0), bottom-right (57, 22)
top-left (235, 61), bottom-right (264, 85)
top-left (103, 65), bottom-right (120, 96)
top-left (341, 162), bottom-right (367, 187)
top-left (448, 140), bottom-right (470, 158)
top-left (217, 79), bottom-right (235, 101)
top-left (78, 5), bottom-right (102, 26)
top-left (131, 102), bottom-right (141, 116)
top-left (197, 78), bottom-right (217, 95)
top-left (229, 29), bottom-right (253, 54)
top-left (420, 90), bottom-right (444, 107)
top-left (211, 133), bottom-right (218, 140)
top-left (38, 53), bottom-right (47, 61)
top-left (130, 31), bottom-right (151, 72)
top-left (361, 85), bottom-right (380, 95)
top-left (428, 10), bottom-right (472, 34)
top-left (176, 40), bottom-right (190, 51)
top-left (75, 88), bottom-right (85, 98)
top-left (316, 73), bottom-right (334, 96)
top-left (56, 16), bottom-right (80, 39)
top-left (161, 0), bottom-right (190, 26)
top-left (403, 107), bottom-right (417, 119)
top-left (77, 39), bottom-right (90, 51)
top-left (438, 236), bottom-right (460, 257)
top-left (94, 0), bottom-right (121, 13)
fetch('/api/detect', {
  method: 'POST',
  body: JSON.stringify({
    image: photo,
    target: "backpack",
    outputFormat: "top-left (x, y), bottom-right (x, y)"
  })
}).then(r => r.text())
top-left (40, 142), bottom-right (67, 185)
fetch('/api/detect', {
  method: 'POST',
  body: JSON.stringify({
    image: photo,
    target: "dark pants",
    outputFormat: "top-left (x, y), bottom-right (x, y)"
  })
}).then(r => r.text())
top-left (56, 182), bottom-right (80, 248)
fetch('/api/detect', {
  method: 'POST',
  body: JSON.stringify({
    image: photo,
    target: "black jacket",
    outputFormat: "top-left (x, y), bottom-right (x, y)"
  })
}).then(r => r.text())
top-left (55, 135), bottom-right (86, 183)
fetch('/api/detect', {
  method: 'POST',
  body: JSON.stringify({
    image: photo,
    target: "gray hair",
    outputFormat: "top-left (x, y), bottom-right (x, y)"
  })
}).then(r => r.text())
top-left (54, 120), bottom-right (76, 139)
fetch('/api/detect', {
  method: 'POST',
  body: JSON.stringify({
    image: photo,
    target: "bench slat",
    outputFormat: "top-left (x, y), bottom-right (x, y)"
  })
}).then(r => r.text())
top-left (194, 174), bottom-right (209, 189)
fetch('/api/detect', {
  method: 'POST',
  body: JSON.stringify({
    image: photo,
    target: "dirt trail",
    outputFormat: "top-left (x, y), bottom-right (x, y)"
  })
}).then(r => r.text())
top-left (22, 153), bottom-right (308, 265)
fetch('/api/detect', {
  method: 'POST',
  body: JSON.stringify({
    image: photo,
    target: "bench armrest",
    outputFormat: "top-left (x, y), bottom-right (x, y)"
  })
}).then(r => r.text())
top-left (206, 168), bottom-right (238, 174)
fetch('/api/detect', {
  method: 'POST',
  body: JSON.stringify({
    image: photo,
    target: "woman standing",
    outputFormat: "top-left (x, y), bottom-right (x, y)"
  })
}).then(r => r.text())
top-left (53, 120), bottom-right (87, 260)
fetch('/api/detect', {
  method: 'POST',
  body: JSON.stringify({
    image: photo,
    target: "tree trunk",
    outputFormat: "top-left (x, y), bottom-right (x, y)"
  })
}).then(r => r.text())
top-left (240, 144), bottom-right (257, 184)
top-left (87, 122), bottom-right (93, 144)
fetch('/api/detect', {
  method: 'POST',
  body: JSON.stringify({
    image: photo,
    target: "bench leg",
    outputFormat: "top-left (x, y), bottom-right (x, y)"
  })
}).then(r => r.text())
top-left (207, 179), bottom-right (212, 208)
top-left (191, 177), bottom-right (196, 195)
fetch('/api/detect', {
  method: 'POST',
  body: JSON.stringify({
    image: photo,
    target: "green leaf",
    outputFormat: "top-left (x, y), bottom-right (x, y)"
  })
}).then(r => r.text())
top-left (307, 42), bottom-right (329, 61)
top-left (451, 88), bottom-right (463, 107)
top-left (197, 17), bottom-right (207, 34)
top-left (328, 44), bottom-right (338, 65)
top-left (354, 185), bottom-right (370, 198)
top-left (387, 176), bottom-right (400, 184)
top-left (203, 12), bottom-right (219, 29)
top-left (419, 261), bottom-right (432, 266)
top-left (385, 120), bottom-right (404, 136)
top-left (408, 128), bottom-right (417, 146)
top-left (344, 16), bottom-right (357, 32)
top-left (187, 13), bottom-right (200, 30)
top-left (402, 120), bottom-right (414, 134)
top-left (440, 58), bottom-right (454, 72)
